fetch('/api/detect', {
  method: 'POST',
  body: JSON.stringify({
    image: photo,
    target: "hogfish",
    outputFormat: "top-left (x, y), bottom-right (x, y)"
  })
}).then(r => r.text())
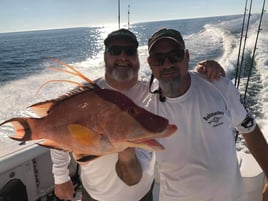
top-left (0, 60), bottom-right (177, 161)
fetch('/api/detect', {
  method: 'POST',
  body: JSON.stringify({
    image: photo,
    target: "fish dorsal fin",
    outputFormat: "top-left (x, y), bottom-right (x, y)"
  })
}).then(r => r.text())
top-left (29, 86), bottom-right (94, 117)
top-left (51, 86), bottom-right (93, 105)
top-left (29, 101), bottom-right (55, 117)
top-left (68, 124), bottom-right (101, 146)
top-left (49, 59), bottom-right (95, 85)
top-left (36, 58), bottom-right (101, 95)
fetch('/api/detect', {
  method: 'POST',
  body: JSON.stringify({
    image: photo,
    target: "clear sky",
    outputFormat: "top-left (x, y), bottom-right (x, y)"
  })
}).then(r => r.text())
top-left (0, 0), bottom-right (266, 33)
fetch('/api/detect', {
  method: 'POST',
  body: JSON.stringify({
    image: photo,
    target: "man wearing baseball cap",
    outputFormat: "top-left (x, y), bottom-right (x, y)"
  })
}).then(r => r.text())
top-left (51, 28), bottom-right (155, 201)
top-left (120, 28), bottom-right (268, 201)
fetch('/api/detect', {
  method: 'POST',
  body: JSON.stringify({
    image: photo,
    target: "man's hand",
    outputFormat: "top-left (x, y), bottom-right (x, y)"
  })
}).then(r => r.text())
top-left (54, 180), bottom-right (74, 200)
top-left (116, 148), bottom-right (142, 185)
top-left (195, 60), bottom-right (226, 81)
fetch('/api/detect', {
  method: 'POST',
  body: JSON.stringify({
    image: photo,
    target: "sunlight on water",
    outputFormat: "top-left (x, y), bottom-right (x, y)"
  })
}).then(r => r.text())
top-left (0, 15), bottom-right (267, 154)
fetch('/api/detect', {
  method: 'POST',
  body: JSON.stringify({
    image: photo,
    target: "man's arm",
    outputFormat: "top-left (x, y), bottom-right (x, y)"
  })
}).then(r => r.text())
top-left (116, 148), bottom-right (142, 185)
top-left (195, 60), bottom-right (226, 81)
top-left (50, 149), bottom-right (74, 200)
top-left (242, 125), bottom-right (268, 201)
top-left (54, 180), bottom-right (74, 200)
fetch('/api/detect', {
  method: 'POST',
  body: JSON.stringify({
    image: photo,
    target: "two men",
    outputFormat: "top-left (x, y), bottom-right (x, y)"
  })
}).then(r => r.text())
top-left (52, 28), bottom-right (225, 201)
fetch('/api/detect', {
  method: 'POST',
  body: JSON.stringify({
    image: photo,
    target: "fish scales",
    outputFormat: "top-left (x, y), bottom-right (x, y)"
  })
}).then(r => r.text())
top-left (0, 61), bottom-right (177, 161)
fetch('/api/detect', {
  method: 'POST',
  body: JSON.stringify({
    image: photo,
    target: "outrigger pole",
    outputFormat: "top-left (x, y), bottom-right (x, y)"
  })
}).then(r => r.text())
top-left (128, 5), bottom-right (130, 29)
top-left (235, 0), bottom-right (248, 87)
top-left (234, 0), bottom-right (265, 142)
top-left (118, 0), bottom-right (121, 29)
top-left (243, 0), bottom-right (266, 100)
top-left (235, 0), bottom-right (253, 89)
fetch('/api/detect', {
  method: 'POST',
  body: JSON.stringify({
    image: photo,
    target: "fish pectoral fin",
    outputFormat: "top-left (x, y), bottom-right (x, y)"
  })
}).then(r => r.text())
top-left (72, 153), bottom-right (99, 162)
top-left (68, 124), bottom-right (100, 145)
top-left (38, 139), bottom-right (66, 150)
top-left (28, 101), bottom-right (54, 117)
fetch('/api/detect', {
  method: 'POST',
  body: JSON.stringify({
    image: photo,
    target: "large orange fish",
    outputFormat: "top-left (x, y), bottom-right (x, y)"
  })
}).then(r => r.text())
top-left (0, 60), bottom-right (177, 161)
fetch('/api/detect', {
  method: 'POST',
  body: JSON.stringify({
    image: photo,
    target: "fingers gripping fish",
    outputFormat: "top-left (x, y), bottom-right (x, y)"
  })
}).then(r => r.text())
top-left (0, 60), bottom-right (177, 162)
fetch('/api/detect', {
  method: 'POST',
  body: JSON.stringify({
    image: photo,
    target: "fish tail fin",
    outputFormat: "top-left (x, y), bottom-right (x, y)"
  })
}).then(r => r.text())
top-left (0, 118), bottom-right (33, 141)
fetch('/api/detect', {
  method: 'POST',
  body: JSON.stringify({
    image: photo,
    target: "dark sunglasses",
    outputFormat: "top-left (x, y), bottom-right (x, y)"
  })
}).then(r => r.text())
top-left (105, 46), bottom-right (137, 56)
top-left (148, 49), bottom-right (185, 66)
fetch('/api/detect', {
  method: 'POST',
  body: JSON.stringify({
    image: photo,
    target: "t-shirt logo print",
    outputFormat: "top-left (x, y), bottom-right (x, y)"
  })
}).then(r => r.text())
top-left (240, 114), bottom-right (254, 129)
top-left (203, 111), bottom-right (224, 127)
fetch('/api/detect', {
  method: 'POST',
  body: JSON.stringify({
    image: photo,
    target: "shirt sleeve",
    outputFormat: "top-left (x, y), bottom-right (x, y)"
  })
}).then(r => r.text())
top-left (226, 80), bottom-right (256, 133)
top-left (50, 149), bottom-right (71, 184)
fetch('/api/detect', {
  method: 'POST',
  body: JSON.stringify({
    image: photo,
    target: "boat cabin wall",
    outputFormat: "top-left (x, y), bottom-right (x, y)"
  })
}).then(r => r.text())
top-left (0, 146), bottom-right (54, 201)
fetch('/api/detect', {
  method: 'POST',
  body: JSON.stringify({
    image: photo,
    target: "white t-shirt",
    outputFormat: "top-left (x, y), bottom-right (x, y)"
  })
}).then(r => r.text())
top-left (148, 72), bottom-right (256, 201)
top-left (51, 78), bottom-right (155, 201)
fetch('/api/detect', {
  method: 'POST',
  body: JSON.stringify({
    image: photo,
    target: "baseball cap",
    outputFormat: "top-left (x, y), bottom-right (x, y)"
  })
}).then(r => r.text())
top-left (104, 28), bottom-right (138, 48)
top-left (148, 28), bottom-right (185, 51)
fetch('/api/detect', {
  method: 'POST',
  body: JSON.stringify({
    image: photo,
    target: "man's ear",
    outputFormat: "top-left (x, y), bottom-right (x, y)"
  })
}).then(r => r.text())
top-left (185, 49), bottom-right (190, 62)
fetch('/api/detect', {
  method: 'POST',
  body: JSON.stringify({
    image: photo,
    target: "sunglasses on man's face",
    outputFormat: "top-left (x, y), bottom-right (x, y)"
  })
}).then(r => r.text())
top-left (105, 46), bottom-right (137, 56)
top-left (148, 49), bottom-right (185, 66)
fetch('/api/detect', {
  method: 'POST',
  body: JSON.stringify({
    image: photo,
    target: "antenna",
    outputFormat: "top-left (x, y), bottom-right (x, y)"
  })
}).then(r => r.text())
top-left (128, 5), bottom-right (130, 29)
top-left (118, 0), bottom-right (120, 29)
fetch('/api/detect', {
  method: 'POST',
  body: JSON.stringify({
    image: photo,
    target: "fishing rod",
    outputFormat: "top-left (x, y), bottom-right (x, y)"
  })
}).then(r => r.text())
top-left (243, 0), bottom-right (266, 101)
top-left (234, 0), bottom-right (252, 143)
top-left (235, 0), bottom-right (248, 87)
top-left (236, 0), bottom-right (253, 89)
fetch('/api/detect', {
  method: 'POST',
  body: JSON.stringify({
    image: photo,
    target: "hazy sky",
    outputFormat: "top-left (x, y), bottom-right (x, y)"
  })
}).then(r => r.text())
top-left (0, 0), bottom-right (266, 33)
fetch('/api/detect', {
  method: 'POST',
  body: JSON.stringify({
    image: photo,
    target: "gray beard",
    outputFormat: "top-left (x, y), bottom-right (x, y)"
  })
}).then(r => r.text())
top-left (109, 67), bottom-right (137, 82)
top-left (159, 76), bottom-right (182, 98)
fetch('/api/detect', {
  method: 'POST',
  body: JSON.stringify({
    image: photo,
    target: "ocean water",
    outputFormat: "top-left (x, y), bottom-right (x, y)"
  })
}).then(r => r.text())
top-left (0, 14), bottom-right (267, 153)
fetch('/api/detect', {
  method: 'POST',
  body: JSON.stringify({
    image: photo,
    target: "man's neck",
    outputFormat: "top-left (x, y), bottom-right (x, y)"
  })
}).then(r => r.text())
top-left (105, 75), bottom-right (138, 91)
top-left (164, 73), bottom-right (191, 98)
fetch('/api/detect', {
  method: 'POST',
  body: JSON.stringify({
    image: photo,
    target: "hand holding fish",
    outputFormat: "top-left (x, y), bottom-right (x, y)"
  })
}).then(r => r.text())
top-left (54, 180), bottom-right (74, 200)
top-left (116, 148), bottom-right (143, 185)
top-left (0, 60), bottom-right (177, 162)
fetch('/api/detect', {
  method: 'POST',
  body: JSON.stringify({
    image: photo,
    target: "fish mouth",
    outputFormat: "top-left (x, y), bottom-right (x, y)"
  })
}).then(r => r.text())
top-left (126, 124), bottom-right (177, 151)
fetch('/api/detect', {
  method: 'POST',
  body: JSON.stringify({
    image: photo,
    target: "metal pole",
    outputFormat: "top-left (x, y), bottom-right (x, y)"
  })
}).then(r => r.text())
top-left (236, 0), bottom-right (253, 89)
top-left (118, 0), bottom-right (120, 29)
top-left (235, 0), bottom-right (248, 87)
top-left (128, 5), bottom-right (130, 29)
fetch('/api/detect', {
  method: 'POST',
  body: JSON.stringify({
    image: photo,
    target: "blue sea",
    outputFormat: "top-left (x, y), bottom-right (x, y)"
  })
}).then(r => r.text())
top-left (0, 14), bottom-right (268, 152)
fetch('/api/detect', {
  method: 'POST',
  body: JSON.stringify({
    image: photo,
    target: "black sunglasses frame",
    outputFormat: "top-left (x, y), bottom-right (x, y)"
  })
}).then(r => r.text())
top-left (148, 49), bottom-right (185, 66)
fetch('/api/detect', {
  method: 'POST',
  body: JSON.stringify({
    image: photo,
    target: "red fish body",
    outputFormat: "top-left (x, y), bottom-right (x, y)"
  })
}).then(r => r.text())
top-left (0, 60), bottom-right (177, 161)
top-left (1, 85), bottom-right (176, 161)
